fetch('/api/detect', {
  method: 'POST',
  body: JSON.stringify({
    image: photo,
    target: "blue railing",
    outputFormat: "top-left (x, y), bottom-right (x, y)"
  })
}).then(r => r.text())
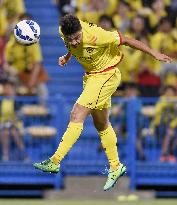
top-left (0, 96), bottom-right (176, 195)
top-left (123, 97), bottom-right (177, 190)
top-left (0, 95), bottom-right (66, 196)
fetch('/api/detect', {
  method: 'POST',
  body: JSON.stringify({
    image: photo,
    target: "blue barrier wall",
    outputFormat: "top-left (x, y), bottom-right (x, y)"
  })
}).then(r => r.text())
top-left (0, 96), bottom-right (66, 196)
top-left (0, 95), bottom-right (176, 196)
top-left (125, 98), bottom-right (177, 190)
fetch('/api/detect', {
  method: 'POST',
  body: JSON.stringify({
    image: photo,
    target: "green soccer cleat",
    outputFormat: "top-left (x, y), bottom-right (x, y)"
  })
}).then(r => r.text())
top-left (103, 163), bottom-right (126, 191)
top-left (33, 159), bottom-right (60, 174)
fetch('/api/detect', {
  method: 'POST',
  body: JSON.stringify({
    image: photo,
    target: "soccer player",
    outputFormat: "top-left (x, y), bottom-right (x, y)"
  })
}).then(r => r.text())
top-left (34, 14), bottom-right (172, 191)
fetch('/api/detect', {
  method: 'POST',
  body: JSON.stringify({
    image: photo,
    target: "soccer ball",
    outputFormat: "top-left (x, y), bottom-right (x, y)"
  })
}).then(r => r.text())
top-left (14, 20), bottom-right (40, 45)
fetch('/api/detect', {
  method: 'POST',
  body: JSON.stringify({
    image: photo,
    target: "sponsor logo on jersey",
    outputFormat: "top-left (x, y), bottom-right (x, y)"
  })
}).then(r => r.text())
top-left (87, 36), bottom-right (97, 46)
top-left (88, 23), bottom-right (94, 27)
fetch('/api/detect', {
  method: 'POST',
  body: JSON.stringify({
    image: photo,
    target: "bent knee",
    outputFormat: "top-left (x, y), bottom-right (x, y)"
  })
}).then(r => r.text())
top-left (94, 120), bottom-right (109, 131)
top-left (70, 109), bottom-right (79, 122)
top-left (70, 103), bottom-right (90, 122)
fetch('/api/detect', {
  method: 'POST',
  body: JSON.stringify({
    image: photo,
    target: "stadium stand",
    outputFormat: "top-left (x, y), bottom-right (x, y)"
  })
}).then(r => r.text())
top-left (0, 0), bottom-right (176, 197)
top-left (0, 96), bottom-right (65, 196)
top-left (11, 0), bottom-right (177, 192)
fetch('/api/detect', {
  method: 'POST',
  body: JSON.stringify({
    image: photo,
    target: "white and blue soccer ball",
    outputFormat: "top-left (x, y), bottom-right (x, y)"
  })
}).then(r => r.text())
top-left (14, 20), bottom-right (40, 45)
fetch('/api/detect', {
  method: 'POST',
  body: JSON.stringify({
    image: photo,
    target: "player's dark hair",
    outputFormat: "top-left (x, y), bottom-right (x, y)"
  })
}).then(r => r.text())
top-left (159, 17), bottom-right (172, 26)
top-left (125, 82), bottom-right (138, 90)
top-left (161, 85), bottom-right (176, 95)
top-left (2, 78), bottom-right (15, 86)
top-left (120, 0), bottom-right (130, 7)
top-left (60, 14), bottom-right (81, 36)
top-left (99, 14), bottom-right (115, 28)
top-left (19, 13), bottom-right (33, 20)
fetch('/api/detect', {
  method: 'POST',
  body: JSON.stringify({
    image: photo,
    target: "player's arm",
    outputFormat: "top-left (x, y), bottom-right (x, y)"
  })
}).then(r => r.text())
top-left (121, 36), bottom-right (172, 63)
top-left (28, 44), bottom-right (43, 88)
top-left (58, 52), bottom-right (72, 67)
top-left (28, 62), bottom-right (41, 88)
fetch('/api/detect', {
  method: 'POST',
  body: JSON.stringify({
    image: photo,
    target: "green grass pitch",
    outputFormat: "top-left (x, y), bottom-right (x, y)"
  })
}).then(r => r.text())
top-left (0, 199), bottom-right (177, 205)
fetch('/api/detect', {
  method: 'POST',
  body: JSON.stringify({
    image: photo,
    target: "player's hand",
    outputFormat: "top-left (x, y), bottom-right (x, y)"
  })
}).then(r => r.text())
top-left (153, 52), bottom-right (172, 63)
top-left (58, 56), bottom-right (68, 67)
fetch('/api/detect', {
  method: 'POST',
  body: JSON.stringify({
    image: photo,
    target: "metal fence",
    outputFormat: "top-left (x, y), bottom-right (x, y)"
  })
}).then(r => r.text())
top-left (125, 98), bottom-right (177, 189)
top-left (0, 96), bottom-right (176, 195)
top-left (0, 95), bottom-right (66, 196)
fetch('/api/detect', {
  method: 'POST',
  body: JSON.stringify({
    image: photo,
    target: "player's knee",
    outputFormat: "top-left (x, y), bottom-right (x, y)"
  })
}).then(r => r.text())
top-left (167, 128), bottom-right (174, 137)
top-left (69, 108), bottom-right (85, 122)
top-left (70, 103), bottom-right (90, 122)
top-left (2, 128), bottom-right (9, 136)
top-left (94, 120), bottom-right (109, 131)
top-left (70, 109), bottom-right (79, 122)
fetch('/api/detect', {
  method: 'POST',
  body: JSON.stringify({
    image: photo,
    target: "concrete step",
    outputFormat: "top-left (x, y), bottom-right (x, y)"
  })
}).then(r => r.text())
top-left (44, 176), bottom-right (154, 200)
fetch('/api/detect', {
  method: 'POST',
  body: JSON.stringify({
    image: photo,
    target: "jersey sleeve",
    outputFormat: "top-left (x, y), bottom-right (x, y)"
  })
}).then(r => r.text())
top-left (16, 0), bottom-right (26, 15)
top-left (98, 29), bottom-right (122, 47)
top-left (84, 22), bottom-right (122, 47)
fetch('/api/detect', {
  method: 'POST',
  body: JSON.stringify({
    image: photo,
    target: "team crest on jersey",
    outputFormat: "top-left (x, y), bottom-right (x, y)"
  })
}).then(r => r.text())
top-left (86, 47), bottom-right (94, 53)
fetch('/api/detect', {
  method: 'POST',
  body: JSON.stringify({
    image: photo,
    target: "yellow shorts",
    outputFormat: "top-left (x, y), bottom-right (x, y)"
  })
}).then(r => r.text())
top-left (76, 67), bottom-right (121, 110)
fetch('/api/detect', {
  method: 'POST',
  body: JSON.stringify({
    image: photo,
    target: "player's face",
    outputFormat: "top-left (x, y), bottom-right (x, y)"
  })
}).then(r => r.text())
top-left (66, 30), bottom-right (83, 48)
top-left (4, 84), bottom-right (15, 96)
top-left (165, 89), bottom-right (176, 97)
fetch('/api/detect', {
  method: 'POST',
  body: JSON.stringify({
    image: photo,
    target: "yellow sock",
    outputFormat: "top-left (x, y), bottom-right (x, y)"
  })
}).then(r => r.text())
top-left (51, 122), bottom-right (83, 165)
top-left (98, 124), bottom-right (120, 170)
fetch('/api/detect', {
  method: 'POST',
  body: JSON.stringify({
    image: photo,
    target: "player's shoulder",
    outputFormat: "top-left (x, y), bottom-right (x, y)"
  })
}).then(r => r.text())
top-left (6, 35), bottom-right (18, 48)
top-left (30, 42), bottom-right (41, 50)
top-left (80, 20), bottom-right (98, 30)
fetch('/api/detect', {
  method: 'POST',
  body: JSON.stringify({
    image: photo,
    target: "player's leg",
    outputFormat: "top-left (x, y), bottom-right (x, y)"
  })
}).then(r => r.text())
top-left (91, 108), bottom-right (120, 169)
top-left (160, 128), bottom-right (175, 162)
top-left (34, 67), bottom-right (121, 173)
top-left (51, 103), bottom-right (90, 164)
top-left (11, 126), bottom-right (28, 160)
top-left (34, 103), bottom-right (91, 173)
top-left (0, 127), bottom-right (10, 161)
top-left (11, 126), bottom-right (25, 150)
top-left (91, 108), bottom-right (126, 191)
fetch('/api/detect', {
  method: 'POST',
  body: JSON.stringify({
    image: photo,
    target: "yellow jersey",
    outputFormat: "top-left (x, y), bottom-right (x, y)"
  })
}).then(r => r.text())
top-left (76, 0), bottom-right (118, 24)
top-left (150, 31), bottom-right (177, 56)
top-left (59, 20), bottom-right (123, 73)
top-left (0, 99), bottom-right (15, 123)
top-left (0, 6), bottom-right (8, 36)
top-left (5, 35), bottom-right (42, 73)
top-left (151, 96), bottom-right (177, 129)
top-left (4, 0), bottom-right (25, 20)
